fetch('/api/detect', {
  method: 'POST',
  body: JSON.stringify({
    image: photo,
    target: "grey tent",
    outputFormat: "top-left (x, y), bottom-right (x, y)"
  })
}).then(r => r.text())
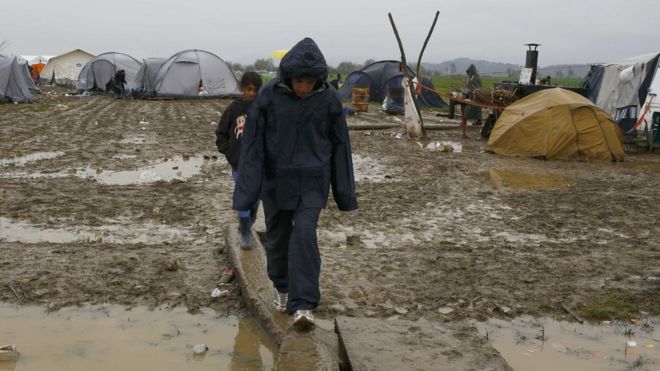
top-left (0, 55), bottom-right (40, 103)
top-left (134, 57), bottom-right (166, 95)
top-left (153, 49), bottom-right (239, 98)
top-left (76, 52), bottom-right (141, 91)
top-left (338, 60), bottom-right (447, 108)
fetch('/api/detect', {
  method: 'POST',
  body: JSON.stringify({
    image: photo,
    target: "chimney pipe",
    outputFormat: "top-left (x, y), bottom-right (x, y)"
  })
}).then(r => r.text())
top-left (525, 43), bottom-right (540, 84)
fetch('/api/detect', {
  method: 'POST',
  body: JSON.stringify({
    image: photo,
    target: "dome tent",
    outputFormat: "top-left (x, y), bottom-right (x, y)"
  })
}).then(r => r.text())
top-left (0, 55), bottom-right (40, 103)
top-left (76, 52), bottom-right (141, 91)
top-left (338, 60), bottom-right (447, 108)
top-left (487, 88), bottom-right (624, 161)
top-left (134, 57), bottom-right (167, 95)
top-left (153, 49), bottom-right (239, 98)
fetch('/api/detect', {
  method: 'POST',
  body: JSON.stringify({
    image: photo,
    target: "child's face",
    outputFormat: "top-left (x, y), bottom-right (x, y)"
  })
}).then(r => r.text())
top-left (292, 78), bottom-right (316, 98)
top-left (242, 84), bottom-right (258, 102)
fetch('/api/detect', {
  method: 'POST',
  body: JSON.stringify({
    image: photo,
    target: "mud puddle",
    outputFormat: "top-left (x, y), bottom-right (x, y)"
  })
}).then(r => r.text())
top-left (0, 217), bottom-right (194, 245)
top-left (478, 316), bottom-right (659, 371)
top-left (0, 303), bottom-right (275, 371)
top-left (352, 153), bottom-right (395, 183)
top-left (0, 152), bottom-right (65, 167)
top-left (0, 156), bottom-right (204, 185)
top-left (488, 169), bottom-right (572, 191)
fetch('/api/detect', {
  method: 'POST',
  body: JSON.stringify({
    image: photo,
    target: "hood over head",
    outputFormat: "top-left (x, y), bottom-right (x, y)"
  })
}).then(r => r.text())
top-left (279, 38), bottom-right (328, 82)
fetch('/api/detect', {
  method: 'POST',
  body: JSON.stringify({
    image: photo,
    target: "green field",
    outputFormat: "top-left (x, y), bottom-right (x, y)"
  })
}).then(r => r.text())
top-left (430, 75), bottom-right (583, 94)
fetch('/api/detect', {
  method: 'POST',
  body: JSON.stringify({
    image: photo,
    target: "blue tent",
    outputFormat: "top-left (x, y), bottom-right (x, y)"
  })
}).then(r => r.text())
top-left (338, 60), bottom-right (447, 108)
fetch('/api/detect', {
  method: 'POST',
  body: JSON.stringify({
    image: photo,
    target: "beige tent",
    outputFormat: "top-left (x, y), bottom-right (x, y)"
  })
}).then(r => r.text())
top-left (487, 88), bottom-right (624, 161)
top-left (40, 49), bottom-right (95, 86)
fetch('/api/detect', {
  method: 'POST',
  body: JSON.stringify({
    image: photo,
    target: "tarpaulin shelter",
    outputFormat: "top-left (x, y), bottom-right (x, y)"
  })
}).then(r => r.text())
top-left (76, 52), bottom-right (141, 91)
top-left (153, 49), bottom-right (239, 98)
top-left (0, 55), bottom-right (40, 103)
top-left (134, 57), bottom-right (166, 95)
top-left (581, 52), bottom-right (660, 133)
top-left (41, 49), bottom-right (95, 86)
top-left (487, 88), bottom-right (624, 161)
top-left (338, 60), bottom-right (447, 108)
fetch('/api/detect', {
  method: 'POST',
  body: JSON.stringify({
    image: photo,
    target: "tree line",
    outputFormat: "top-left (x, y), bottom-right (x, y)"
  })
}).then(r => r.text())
top-left (227, 58), bottom-right (435, 77)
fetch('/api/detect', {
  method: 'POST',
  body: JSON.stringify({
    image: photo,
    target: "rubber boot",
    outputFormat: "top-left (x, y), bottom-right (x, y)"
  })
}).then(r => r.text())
top-left (249, 205), bottom-right (258, 228)
top-left (239, 217), bottom-right (252, 250)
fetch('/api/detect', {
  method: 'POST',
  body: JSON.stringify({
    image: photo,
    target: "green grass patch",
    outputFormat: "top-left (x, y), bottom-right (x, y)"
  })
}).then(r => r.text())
top-left (577, 289), bottom-right (660, 321)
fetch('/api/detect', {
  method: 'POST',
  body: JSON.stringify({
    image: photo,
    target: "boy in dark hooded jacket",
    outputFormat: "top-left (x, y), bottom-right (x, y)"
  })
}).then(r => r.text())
top-left (233, 38), bottom-right (358, 330)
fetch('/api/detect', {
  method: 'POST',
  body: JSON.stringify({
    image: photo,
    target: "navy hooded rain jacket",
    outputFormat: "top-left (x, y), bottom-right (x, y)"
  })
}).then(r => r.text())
top-left (233, 38), bottom-right (358, 212)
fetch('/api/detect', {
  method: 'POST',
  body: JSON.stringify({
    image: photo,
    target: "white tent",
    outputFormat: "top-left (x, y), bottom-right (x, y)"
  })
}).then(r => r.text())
top-left (41, 49), bottom-right (95, 86)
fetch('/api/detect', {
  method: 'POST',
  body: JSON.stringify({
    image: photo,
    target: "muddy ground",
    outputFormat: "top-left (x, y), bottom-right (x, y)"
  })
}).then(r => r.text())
top-left (1, 86), bottom-right (658, 326)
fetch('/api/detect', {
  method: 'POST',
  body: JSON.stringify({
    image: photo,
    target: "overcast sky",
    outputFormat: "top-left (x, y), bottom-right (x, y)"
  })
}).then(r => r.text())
top-left (2, 0), bottom-right (658, 67)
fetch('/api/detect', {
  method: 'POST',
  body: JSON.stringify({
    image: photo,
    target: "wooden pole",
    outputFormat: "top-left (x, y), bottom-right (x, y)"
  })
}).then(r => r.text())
top-left (388, 13), bottom-right (426, 138)
top-left (415, 11), bottom-right (440, 79)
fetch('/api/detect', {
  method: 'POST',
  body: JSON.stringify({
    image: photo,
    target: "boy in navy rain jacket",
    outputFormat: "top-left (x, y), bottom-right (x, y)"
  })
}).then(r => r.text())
top-left (233, 37), bottom-right (357, 330)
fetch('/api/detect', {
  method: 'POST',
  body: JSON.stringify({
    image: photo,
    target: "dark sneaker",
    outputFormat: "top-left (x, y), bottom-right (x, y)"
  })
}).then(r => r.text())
top-left (273, 290), bottom-right (288, 313)
top-left (292, 310), bottom-right (315, 331)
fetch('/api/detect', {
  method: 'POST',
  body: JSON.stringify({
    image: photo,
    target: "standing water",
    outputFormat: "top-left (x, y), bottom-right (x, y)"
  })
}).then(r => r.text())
top-left (478, 316), bottom-right (659, 371)
top-left (0, 303), bottom-right (275, 371)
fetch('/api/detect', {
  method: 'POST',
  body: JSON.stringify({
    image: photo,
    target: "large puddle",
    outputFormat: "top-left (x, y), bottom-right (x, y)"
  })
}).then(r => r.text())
top-left (479, 316), bottom-right (659, 371)
top-left (0, 217), bottom-right (194, 245)
top-left (0, 303), bottom-right (275, 371)
top-left (0, 156), bottom-right (205, 185)
top-left (0, 152), bottom-right (65, 167)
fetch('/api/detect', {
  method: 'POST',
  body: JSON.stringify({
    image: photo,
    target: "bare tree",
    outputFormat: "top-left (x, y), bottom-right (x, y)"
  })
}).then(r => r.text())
top-left (0, 40), bottom-right (8, 52)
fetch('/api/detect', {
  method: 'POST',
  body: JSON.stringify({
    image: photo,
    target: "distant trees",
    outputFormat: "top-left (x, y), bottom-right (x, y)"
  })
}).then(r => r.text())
top-left (227, 61), bottom-right (244, 72)
top-left (253, 58), bottom-right (275, 72)
top-left (336, 61), bottom-right (362, 76)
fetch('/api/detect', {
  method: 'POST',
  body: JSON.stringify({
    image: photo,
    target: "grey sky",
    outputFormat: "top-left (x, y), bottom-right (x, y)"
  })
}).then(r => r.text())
top-left (2, 0), bottom-right (658, 67)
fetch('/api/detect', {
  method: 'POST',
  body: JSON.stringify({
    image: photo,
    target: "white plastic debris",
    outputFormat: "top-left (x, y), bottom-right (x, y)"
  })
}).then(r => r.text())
top-left (211, 288), bottom-right (229, 298)
top-left (192, 344), bottom-right (208, 355)
top-left (627, 340), bottom-right (638, 348)
top-left (0, 344), bottom-right (20, 362)
top-left (425, 141), bottom-right (463, 153)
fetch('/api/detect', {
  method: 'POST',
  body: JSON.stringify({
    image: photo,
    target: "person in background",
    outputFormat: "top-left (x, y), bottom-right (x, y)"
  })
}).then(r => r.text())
top-left (216, 71), bottom-right (263, 248)
top-left (233, 38), bottom-right (358, 330)
top-left (460, 64), bottom-right (483, 137)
